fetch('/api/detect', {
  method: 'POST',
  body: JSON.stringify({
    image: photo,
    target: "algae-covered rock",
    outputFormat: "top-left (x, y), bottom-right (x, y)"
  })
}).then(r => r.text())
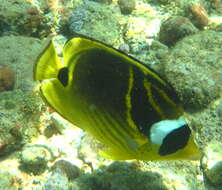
top-left (0, 36), bottom-right (42, 90)
top-left (158, 16), bottom-right (198, 46)
top-left (122, 4), bottom-right (162, 63)
top-left (118, 43), bottom-right (130, 53)
top-left (50, 112), bottom-right (70, 134)
top-left (201, 142), bottom-right (222, 186)
top-left (77, 132), bottom-right (105, 171)
top-left (0, 65), bottom-right (15, 92)
top-left (163, 30), bottom-right (222, 111)
top-left (140, 160), bottom-right (202, 190)
top-left (189, 2), bottom-right (209, 29)
top-left (51, 160), bottom-right (81, 181)
top-left (20, 144), bottom-right (54, 175)
top-left (0, 90), bottom-right (43, 156)
top-left (0, 0), bottom-right (49, 37)
top-left (75, 162), bottom-right (167, 190)
top-left (0, 36), bottom-right (45, 156)
top-left (210, 0), bottom-right (222, 14)
top-left (0, 124), bottom-right (22, 156)
top-left (185, 97), bottom-right (222, 151)
top-left (90, 0), bottom-right (112, 4)
top-left (0, 171), bottom-right (21, 190)
top-left (118, 0), bottom-right (136, 14)
top-left (68, 1), bottom-right (122, 47)
top-left (44, 168), bottom-right (70, 190)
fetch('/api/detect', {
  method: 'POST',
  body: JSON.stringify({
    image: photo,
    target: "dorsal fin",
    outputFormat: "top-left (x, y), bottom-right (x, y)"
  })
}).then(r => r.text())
top-left (33, 38), bottom-right (63, 81)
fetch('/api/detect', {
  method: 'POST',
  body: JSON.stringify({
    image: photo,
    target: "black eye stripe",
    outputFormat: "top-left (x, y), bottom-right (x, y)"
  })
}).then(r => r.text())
top-left (158, 124), bottom-right (191, 156)
top-left (58, 67), bottom-right (69, 87)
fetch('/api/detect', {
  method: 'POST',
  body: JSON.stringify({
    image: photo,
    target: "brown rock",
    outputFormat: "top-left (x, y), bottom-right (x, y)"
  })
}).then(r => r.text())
top-left (118, 0), bottom-right (136, 14)
top-left (190, 3), bottom-right (209, 29)
top-left (159, 16), bottom-right (198, 46)
top-left (0, 65), bottom-right (15, 92)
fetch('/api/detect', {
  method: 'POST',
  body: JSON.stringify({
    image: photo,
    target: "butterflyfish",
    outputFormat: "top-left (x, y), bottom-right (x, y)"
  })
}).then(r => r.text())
top-left (33, 36), bottom-right (200, 161)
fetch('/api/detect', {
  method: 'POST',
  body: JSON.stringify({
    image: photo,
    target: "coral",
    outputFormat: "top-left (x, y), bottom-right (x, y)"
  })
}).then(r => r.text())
top-left (189, 3), bottom-right (209, 29)
top-left (158, 16), bottom-right (198, 46)
top-left (117, 0), bottom-right (136, 14)
top-left (0, 65), bottom-right (15, 92)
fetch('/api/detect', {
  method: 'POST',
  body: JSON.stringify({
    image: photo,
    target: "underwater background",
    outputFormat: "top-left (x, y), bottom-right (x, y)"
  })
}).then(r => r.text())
top-left (0, 0), bottom-right (222, 189)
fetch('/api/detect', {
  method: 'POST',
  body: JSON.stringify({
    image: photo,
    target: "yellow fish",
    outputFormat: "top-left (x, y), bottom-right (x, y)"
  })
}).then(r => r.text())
top-left (33, 36), bottom-right (200, 161)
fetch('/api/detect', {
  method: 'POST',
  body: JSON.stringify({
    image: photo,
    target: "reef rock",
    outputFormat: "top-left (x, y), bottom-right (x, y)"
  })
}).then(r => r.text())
top-left (118, 0), bottom-right (136, 14)
top-left (201, 142), bottom-right (222, 186)
top-left (20, 145), bottom-right (54, 175)
top-left (163, 30), bottom-right (222, 111)
top-left (0, 65), bottom-right (15, 92)
top-left (159, 16), bottom-right (198, 46)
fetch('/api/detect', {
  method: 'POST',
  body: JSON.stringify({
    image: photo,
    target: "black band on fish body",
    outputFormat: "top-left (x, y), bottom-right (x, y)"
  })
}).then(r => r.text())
top-left (158, 124), bottom-right (191, 156)
top-left (58, 67), bottom-right (69, 87)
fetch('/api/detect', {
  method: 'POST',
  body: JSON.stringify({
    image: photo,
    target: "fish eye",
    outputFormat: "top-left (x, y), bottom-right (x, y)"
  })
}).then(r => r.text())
top-left (58, 67), bottom-right (69, 87)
